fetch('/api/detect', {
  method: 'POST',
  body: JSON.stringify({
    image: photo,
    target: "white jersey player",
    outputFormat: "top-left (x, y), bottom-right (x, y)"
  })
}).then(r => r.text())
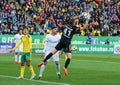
top-left (38, 27), bottom-right (61, 79)
top-left (12, 29), bottom-right (23, 64)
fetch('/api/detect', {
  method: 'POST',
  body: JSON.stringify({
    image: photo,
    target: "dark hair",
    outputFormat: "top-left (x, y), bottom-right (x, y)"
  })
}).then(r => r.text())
top-left (51, 26), bottom-right (57, 29)
top-left (23, 27), bottom-right (28, 30)
top-left (69, 19), bottom-right (75, 26)
top-left (18, 28), bottom-right (22, 32)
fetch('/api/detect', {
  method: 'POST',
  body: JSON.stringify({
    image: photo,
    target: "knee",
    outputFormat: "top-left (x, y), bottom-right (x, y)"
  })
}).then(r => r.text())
top-left (21, 62), bottom-right (25, 66)
top-left (26, 62), bottom-right (30, 67)
top-left (68, 57), bottom-right (71, 59)
top-left (27, 64), bottom-right (30, 67)
top-left (66, 53), bottom-right (72, 59)
top-left (55, 61), bottom-right (59, 65)
top-left (66, 56), bottom-right (72, 59)
top-left (44, 62), bottom-right (47, 65)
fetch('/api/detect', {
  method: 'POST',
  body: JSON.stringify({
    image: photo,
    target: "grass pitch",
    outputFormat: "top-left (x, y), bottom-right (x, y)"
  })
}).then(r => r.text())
top-left (0, 54), bottom-right (120, 85)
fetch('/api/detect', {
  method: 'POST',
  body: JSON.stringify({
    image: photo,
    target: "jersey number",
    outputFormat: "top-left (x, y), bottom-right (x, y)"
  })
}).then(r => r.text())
top-left (64, 28), bottom-right (72, 37)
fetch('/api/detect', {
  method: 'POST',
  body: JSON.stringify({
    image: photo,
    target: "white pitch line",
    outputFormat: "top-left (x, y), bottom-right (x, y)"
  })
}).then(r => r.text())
top-left (74, 59), bottom-right (120, 64)
top-left (0, 75), bottom-right (70, 85)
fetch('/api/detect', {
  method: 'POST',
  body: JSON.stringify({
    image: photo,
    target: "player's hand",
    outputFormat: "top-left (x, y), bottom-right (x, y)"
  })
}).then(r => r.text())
top-left (41, 52), bottom-right (45, 57)
top-left (79, 25), bottom-right (83, 30)
top-left (10, 49), bottom-right (14, 53)
top-left (30, 49), bottom-right (32, 52)
top-left (58, 51), bottom-right (63, 56)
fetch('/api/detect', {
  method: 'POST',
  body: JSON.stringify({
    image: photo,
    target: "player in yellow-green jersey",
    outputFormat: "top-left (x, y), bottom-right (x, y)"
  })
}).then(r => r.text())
top-left (10, 28), bottom-right (36, 80)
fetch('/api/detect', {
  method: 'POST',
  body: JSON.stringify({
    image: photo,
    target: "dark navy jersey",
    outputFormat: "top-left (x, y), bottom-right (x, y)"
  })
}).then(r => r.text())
top-left (61, 25), bottom-right (77, 41)
top-left (55, 24), bottom-right (77, 52)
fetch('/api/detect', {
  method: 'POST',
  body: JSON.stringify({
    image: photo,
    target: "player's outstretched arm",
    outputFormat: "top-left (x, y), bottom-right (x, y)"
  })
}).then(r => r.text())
top-left (82, 23), bottom-right (88, 30)
top-left (10, 40), bottom-right (22, 52)
top-left (73, 12), bottom-right (84, 20)
top-left (74, 13), bottom-right (89, 30)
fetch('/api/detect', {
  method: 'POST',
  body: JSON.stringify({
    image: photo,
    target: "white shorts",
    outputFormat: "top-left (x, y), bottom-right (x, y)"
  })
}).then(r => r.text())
top-left (44, 51), bottom-right (59, 62)
top-left (15, 46), bottom-right (23, 53)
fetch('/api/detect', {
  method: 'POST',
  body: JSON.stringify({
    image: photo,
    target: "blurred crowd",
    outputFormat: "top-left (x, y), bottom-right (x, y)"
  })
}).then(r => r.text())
top-left (0, 0), bottom-right (44, 35)
top-left (0, 0), bottom-right (120, 36)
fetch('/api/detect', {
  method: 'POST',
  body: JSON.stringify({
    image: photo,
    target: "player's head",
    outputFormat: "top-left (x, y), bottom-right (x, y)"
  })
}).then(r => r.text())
top-left (23, 28), bottom-right (29, 35)
top-left (18, 28), bottom-right (22, 35)
top-left (69, 19), bottom-right (76, 26)
top-left (51, 26), bottom-right (58, 35)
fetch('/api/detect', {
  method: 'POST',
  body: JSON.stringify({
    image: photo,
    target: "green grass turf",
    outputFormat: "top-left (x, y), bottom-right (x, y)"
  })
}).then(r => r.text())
top-left (0, 54), bottom-right (120, 85)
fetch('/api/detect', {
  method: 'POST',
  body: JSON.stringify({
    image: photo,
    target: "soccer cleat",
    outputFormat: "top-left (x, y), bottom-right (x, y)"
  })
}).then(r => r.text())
top-left (38, 77), bottom-right (42, 80)
top-left (37, 62), bottom-right (44, 67)
top-left (62, 67), bottom-right (68, 76)
top-left (14, 62), bottom-right (18, 64)
top-left (30, 74), bottom-right (36, 80)
top-left (16, 76), bottom-right (24, 79)
top-left (18, 62), bottom-right (21, 64)
top-left (57, 74), bottom-right (61, 79)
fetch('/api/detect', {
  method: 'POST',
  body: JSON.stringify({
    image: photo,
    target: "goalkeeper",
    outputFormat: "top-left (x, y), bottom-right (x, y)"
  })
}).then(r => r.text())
top-left (10, 28), bottom-right (36, 80)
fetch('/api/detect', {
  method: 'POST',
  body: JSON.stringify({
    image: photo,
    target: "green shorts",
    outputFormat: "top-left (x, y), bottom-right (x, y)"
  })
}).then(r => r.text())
top-left (21, 52), bottom-right (31, 62)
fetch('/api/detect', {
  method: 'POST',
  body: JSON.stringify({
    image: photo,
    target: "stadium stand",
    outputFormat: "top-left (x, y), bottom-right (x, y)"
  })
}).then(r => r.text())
top-left (0, 0), bottom-right (120, 36)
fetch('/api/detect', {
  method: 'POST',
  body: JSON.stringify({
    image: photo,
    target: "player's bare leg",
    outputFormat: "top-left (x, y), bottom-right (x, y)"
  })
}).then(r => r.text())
top-left (38, 48), bottom-right (58, 67)
top-left (63, 53), bottom-right (72, 76)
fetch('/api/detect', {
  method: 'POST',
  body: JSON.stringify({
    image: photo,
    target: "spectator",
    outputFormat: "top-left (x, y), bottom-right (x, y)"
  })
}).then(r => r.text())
top-left (86, 35), bottom-right (92, 44)
top-left (0, 28), bottom-right (2, 35)
top-left (105, 38), bottom-right (110, 45)
top-left (0, 0), bottom-right (120, 35)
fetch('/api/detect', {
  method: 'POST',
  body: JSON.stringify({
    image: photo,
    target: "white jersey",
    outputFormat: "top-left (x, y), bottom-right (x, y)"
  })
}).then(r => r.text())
top-left (14, 34), bottom-right (23, 52)
top-left (43, 33), bottom-right (61, 52)
top-left (14, 34), bottom-right (23, 44)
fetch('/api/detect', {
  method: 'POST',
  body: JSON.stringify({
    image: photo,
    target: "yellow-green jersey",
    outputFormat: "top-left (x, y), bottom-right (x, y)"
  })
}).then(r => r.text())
top-left (12, 34), bottom-right (32, 52)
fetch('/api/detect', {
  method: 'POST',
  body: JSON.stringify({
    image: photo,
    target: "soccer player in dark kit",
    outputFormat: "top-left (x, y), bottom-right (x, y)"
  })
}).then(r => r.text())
top-left (38, 9), bottom-right (91, 76)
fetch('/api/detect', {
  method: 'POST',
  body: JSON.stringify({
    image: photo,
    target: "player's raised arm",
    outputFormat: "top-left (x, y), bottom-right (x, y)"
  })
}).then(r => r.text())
top-left (72, 12), bottom-right (84, 20)
top-left (82, 23), bottom-right (89, 30)
top-left (73, 11), bottom-right (91, 30)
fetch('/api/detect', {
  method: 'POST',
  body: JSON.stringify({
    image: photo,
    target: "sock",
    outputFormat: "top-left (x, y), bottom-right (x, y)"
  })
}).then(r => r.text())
top-left (43, 53), bottom-right (53, 62)
top-left (39, 65), bottom-right (46, 77)
top-left (20, 66), bottom-right (25, 77)
top-left (14, 55), bottom-right (17, 62)
top-left (29, 65), bottom-right (35, 76)
top-left (18, 55), bottom-right (21, 63)
top-left (65, 58), bottom-right (71, 69)
top-left (56, 64), bottom-right (60, 74)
